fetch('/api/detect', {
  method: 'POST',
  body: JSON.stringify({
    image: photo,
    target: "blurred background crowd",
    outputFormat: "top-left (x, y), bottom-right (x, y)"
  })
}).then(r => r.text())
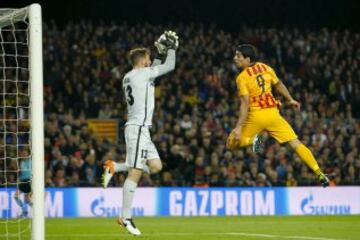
top-left (37, 21), bottom-right (360, 188)
top-left (2, 20), bottom-right (358, 188)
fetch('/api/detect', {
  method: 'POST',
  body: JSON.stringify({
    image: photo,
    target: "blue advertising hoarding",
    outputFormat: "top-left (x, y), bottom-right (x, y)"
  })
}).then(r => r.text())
top-left (0, 187), bottom-right (359, 218)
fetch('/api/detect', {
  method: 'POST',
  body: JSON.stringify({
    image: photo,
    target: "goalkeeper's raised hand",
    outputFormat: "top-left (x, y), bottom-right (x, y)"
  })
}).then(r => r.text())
top-left (154, 33), bottom-right (168, 57)
top-left (163, 30), bottom-right (179, 50)
top-left (155, 30), bottom-right (179, 52)
top-left (154, 31), bottom-right (179, 61)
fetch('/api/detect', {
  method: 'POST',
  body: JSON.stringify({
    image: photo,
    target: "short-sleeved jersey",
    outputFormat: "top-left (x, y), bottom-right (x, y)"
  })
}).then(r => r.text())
top-left (20, 158), bottom-right (31, 180)
top-left (236, 62), bottom-right (280, 111)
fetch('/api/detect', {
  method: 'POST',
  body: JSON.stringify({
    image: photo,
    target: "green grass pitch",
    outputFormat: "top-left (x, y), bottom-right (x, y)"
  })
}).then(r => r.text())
top-left (2, 216), bottom-right (360, 240)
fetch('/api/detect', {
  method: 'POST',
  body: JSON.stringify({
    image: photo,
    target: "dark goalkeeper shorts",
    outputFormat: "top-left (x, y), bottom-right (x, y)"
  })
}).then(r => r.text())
top-left (18, 179), bottom-right (31, 194)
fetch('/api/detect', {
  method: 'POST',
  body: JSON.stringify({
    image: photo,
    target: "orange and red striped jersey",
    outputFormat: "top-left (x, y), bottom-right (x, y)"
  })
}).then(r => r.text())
top-left (236, 62), bottom-right (280, 111)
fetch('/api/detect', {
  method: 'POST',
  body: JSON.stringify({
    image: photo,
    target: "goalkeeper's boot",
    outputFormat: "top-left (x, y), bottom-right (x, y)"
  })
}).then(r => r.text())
top-left (318, 172), bottom-right (330, 188)
top-left (117, 217), bottom-right (141, 236)
top-left (252, 134), bottom-right (262, 153)
top-left (102, 160), bottom-right (115, 188)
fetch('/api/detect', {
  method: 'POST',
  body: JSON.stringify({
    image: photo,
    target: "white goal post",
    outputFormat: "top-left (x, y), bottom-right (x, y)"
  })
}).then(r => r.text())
top-left (29, 4), bottom-right (45, 240)
top-left (0, 4), bottom-right (44, 240)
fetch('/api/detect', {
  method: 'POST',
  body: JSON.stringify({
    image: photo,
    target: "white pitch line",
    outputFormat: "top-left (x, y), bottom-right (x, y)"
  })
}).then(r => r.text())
top-left (226, 232), bottom-right (340, 240)
top-left (44, 232), bottom-right (342, 240)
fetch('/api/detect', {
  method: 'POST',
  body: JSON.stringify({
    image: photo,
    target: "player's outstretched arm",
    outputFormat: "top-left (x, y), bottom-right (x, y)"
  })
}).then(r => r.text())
top-left (151, 58), bottom-right (162, 67)
top-left (273, 80), bottom-right (301, 110)
top-left (149, 30), bottom-right (178, 77)
top-left (150, 49), bottom-right (176, 78)
top-left (153, 33), bottom-right (169, 66)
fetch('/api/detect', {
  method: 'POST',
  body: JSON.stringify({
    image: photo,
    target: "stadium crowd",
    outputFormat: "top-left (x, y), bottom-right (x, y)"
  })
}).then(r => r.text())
top-left (34, 21), bottom-right (360, 187)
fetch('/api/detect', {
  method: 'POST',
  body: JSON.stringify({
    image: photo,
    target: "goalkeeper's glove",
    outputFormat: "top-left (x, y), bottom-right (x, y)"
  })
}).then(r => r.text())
top-left (154, 31), bottom-right (179, 60)
top-left (163, 30), bottom-right (179, 50)
top-left (154, 33), bottom-right (168, 54)
top-left (155, 30), bottom-right (179, 51)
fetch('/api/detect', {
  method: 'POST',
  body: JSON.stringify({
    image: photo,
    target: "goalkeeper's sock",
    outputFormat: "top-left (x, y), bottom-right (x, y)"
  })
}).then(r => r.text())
top-left (294, 144), bottom-right (321, 175)
top-left (15, 195), bottom-right (25, 208)
top-left (115, 162), bottom-right (127, 172)
top-left (122, 179), bottom-right (137, 219)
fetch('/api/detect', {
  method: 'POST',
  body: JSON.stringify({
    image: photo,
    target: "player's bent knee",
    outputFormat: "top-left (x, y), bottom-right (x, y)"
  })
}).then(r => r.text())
top-left (151, 163), bottom-right (162, 173)
top-left (155, 163), bottom-right (162, 173)
top-left (148, 159), bottom-right (162, 173)
top-left (288, 138), bottom-right (301, 150)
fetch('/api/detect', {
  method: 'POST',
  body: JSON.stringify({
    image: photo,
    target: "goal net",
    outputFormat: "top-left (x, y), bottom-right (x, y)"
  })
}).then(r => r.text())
top-left (0, 4), bottom-right (44, 240)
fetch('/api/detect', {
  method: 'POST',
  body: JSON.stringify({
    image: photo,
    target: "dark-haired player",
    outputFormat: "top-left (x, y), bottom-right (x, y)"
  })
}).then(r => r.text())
top-left (227, 44), bottom-right (329, 187)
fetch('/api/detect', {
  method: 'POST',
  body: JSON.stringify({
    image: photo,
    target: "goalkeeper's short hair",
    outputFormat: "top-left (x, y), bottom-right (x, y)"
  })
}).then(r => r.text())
top-left (236, 44), bottom-right (257, 63)
top-left (128, 47), bottom-right (150, 66)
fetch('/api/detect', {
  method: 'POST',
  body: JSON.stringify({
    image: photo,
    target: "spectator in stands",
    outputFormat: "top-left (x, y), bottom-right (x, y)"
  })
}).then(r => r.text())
top-left (31, 21), bottom-right (360, 187)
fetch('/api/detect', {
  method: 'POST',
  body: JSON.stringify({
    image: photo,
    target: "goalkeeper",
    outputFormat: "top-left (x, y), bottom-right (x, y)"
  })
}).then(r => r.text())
top-left (14, 148), bottom-right (32, 218)
top-left (102, 31), bottom-right (178, 236)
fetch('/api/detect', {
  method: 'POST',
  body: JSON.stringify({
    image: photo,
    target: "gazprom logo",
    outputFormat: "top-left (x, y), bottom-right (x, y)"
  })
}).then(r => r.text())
top-left (301, 193), bottom-right (351, 215)
top-left (90, 193), bottom-right (144, 217)
top-left (91, 194), bottom-right (119, 217)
